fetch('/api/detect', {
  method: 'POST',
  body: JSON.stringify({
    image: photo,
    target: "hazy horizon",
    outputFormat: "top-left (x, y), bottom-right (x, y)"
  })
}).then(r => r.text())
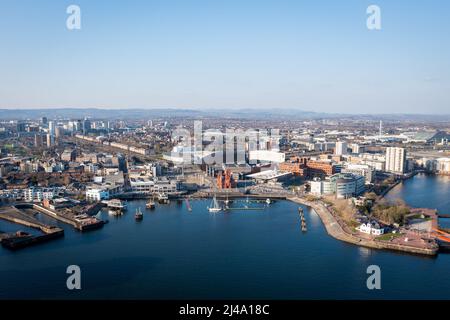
top-left (0, 106), bottom-right (449, 115)
top-left (1, 0), bottom-right (449, 114)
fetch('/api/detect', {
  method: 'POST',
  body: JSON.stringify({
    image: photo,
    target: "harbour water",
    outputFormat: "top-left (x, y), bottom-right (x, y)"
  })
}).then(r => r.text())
top-left (1, 175), bottom-right (450, 300)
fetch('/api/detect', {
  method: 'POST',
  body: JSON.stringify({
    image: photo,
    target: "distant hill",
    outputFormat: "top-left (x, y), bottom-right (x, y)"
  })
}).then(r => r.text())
top-left (0, 108), bottom-right (449, 122)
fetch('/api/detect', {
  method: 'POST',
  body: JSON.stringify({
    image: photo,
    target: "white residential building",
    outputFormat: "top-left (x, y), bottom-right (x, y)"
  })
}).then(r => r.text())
top-left (356, 222), bottom-right (385, 236)
top-left (129, 177), bottom-right (179, 195)
top-left (385, 147), bottom-right (406, 174)
top-left (437, 158), bottom-right (450, 174)
top-left (85, 187), bottom-right (110, 202)
top-left (335, 141), bottom-right (348, 156)
top-left (24, 188), bottom-right (57, 202)
top-left (85, 182), bottom-right (122, 202)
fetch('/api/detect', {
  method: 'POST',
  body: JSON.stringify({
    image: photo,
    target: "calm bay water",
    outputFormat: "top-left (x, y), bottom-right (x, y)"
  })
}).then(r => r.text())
top-left (1, 175), bottom-right (450, 300)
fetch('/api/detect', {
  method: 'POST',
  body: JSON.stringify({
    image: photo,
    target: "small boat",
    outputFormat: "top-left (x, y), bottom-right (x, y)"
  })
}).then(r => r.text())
top-left (108, 208), bottom-right (122, 216)
top-left (146, 200), bottom-right (156, 209)
top-left (106, 199), bottom-right (127, 210)
top-left (135, 207), bottom-right (143, 221)
top-left (208, 196), bottom-right (221, 213)
top-left (157, 193), bottom-right (170, 204)
top-left (266, 198), bottom-right (271, 205)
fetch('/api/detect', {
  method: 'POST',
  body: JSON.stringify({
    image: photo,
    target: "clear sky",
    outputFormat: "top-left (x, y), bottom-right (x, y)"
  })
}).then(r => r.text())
top-left (0, 0), bottom-right (449, 114)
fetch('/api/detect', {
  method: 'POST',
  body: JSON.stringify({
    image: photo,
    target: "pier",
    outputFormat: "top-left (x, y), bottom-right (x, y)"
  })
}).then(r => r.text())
top-left (13, 203), bottom-right (104, 232)
top-left (0, 206), bottom-right (64, 250)
top-left (0, 205), bottom-right (61, 234)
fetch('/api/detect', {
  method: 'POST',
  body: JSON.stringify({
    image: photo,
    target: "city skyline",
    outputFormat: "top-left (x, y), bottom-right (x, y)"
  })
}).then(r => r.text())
top-left (1, 0), bottom-right (449, 114)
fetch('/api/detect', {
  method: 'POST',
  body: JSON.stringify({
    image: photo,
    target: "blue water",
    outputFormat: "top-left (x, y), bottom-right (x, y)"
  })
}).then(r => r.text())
top-left (386, 174), bottom-right (450, 229)
top-left (1, 176), bottom-right (450, 300)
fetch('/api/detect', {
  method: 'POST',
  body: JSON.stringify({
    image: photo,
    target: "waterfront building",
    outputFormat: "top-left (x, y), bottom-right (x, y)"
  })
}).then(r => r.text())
top-left (310, 173), bottom-right (365, 199)
top-left (129, 177), bottom-right (179, 195)
top-left (437, 158), bottom-right (450, 174)
top-left (86, 186), bottom-right (110, 201)
top-left (385, 147), bottom-right (406, 174)
top-left (24, 187), bottom-right (57, 202)
top-left (356, 222), bottom-right (385, 236)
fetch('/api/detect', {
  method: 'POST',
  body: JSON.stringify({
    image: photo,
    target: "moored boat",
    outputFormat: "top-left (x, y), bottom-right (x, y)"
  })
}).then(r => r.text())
top-left (106, 199), bottom-right (127, 210)
top-left (135, 207), bottom-right (143, 221)
top-left (208, 196), bottom-right (221, 213)
top-left (157, 193), bottom-right (170, 204)
top-left (108, 208), bottom-right (123, 216)
top-left (146, 200), bottom-right (156, 209)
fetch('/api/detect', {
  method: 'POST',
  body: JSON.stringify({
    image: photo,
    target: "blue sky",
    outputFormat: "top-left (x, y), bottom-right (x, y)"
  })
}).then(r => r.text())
top-left (0, 0), bottom-right (449, 114)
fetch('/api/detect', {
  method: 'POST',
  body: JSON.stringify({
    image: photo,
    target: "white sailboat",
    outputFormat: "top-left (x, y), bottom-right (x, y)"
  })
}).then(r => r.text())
top-left (208, 196), bottom-right (222, 213)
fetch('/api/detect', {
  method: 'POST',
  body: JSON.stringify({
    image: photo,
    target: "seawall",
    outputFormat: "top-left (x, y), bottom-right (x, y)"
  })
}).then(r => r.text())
top-left (287, 196), bottom-right (438, 256)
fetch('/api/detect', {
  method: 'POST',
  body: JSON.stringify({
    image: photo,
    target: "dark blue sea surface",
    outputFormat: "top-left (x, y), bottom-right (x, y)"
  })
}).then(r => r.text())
top-left (1, 176), bottom-right (450, 299)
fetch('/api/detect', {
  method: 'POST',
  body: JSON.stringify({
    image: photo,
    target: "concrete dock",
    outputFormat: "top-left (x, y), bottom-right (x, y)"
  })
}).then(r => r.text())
top-left (0, 206), bottom-right (64, 250)
top-left (15, 203), bottom-right (104, 232)
top-left (0, 206), bottom-right (61, 234)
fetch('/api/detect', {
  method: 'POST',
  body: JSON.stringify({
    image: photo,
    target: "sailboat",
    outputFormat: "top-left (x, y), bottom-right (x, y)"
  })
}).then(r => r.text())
top-left (208, 196), bottom-right (222, 213)
top-left (135, 207), bottom-right (143, 221)
top-left (224, 194), bottom-right (230, 211)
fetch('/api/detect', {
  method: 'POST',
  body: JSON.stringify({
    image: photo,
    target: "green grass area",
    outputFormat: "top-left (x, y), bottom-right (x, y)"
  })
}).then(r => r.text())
top-left (409, 214), bottom-right (424, 219)
top-left (376, 232), bottom-right (403, 241)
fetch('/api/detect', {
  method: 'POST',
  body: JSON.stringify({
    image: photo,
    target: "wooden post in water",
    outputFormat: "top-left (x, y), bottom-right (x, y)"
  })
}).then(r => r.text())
top-left (299, 207), bottom-right (307, 232)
